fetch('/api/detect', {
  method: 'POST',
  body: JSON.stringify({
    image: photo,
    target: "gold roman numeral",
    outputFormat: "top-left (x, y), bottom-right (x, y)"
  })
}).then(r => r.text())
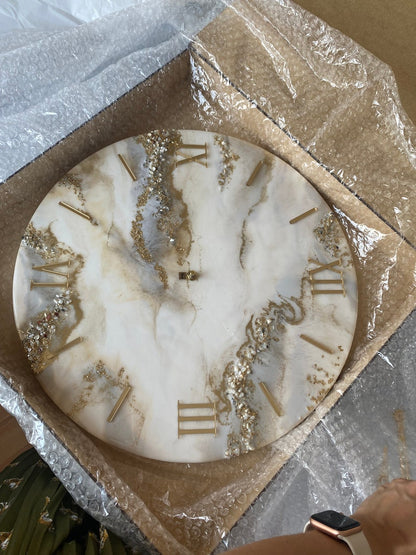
top-left (177, 401), bottom-right (217, 437)
top-left (259, 382), bottom-right (283, 416)
top-left (30, 260), bottom-right (71, 290)
top-left (107, 385), bottom-right (132, 423)
top-left (308, 258), bottom-right (345, 296)
top-left (175, 144), bottom-right (208, 167)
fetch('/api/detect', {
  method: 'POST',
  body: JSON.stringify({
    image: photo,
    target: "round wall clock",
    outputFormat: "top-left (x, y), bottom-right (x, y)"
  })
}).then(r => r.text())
top-left (13, 130), bottom-right (358, 463)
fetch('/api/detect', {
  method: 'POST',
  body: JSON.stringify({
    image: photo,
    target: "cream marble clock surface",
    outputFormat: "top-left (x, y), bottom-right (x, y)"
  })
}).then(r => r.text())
top-left (13, 130), bottom-right (358, 463)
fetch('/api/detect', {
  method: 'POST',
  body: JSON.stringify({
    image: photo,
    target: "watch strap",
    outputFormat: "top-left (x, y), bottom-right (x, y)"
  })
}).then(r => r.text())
top-left (304, 522), bottom-right (372, 555)
top-left (338, 531), bottom-right (372, 555)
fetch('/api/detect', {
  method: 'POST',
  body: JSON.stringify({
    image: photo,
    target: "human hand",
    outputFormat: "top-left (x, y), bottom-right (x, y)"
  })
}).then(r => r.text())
top-left (353, 478), bottom-right (416, 555)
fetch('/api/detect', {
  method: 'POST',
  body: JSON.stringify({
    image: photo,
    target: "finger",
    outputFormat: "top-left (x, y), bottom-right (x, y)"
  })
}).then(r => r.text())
top-left (404, 480), bottom-right (416, 498)
top-left (386, 478), bottom-right (412, 491)
top-left (387, 478), bottom-right (416, 501)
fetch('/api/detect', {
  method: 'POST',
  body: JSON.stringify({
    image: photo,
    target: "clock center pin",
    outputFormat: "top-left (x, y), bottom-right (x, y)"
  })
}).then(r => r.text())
top-left (179, 270), bottom-right (199, 281)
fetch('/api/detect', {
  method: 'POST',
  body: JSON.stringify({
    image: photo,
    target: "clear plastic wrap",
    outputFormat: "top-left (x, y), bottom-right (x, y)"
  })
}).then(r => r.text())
top-left (1, 1), bottom-right (415, 553)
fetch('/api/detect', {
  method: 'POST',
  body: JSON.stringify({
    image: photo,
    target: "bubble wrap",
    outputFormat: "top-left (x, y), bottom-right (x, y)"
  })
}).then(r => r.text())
top-left (0, 0), bottom-right (224, 183)
top-left (0, 375), bottom-right (158, 552)
top-left (1, 0), bottom-right (416, 553)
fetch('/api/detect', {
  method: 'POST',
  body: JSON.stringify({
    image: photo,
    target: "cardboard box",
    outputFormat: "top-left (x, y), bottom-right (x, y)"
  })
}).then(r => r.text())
top-left (296, 0), bottom-right (416, 126)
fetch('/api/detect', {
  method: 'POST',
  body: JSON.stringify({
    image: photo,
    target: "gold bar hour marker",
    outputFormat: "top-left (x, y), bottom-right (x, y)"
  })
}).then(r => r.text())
top-left (259, 382), bottom-right (283, 417)
top-left (107, 385), bottom-right (132, 423)
top-left (289, 207), bottom-right (318, 224)
top-left (45, 336), bottom-right (83, 363)
top-left (300, 334), bottom-right (334, 354)
top-left (118, 154), bottom-right (137, 181)
top-left (59, 201), bottom-right (92, 222)
top-left (179, 143), bottom-right (207, 149)
top-left (36, 337), bottom-right (84, 373)
top-left (246, 159), bottom-right (265, 187)
top-left (177, 401), bottom-right (217, 436)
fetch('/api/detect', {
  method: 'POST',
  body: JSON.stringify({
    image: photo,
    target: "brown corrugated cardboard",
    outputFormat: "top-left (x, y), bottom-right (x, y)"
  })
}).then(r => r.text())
top-left (296, 0), bottom-right (416, 125)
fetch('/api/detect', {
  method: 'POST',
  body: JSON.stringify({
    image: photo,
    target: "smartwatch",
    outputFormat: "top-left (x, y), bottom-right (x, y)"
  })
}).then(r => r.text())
top-left (304, 510), bottom-right (372, 554)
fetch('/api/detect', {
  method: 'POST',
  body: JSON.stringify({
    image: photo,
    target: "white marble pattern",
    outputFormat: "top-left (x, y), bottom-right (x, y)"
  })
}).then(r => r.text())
top-left (13, 130), bottom-right (358, 462)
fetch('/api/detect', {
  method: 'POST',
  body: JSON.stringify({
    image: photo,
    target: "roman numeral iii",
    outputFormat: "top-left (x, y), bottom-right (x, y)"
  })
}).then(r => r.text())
top-left (177, 401), bottom-right (217, 437)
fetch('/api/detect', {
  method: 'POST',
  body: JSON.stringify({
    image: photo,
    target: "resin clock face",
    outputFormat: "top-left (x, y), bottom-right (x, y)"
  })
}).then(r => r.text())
top-left (13, 130), bottom-right (358, 463)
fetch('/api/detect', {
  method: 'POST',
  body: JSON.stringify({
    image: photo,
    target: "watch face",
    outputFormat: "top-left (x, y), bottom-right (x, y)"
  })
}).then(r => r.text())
top-left (13, 130), bottom-right (358, 463)
top-left (311, 511), bottom-right (360, 532)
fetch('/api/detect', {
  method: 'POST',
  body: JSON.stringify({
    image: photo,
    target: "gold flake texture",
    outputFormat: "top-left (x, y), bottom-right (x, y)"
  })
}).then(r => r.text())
top-left (69, 361), bottom-right (142, 427)
top-left (215, 296), bottom-right (304, 457)
top-left (22, 290), bottom-right (72, 374)
top-left (20, 225), bottom-right (85, 374)
top-left (132, 130), bottom-right (192, 287)
top-left (58, 173), bottom-right (86, 205)
top-left (214, 134), bottom-right (240, 188)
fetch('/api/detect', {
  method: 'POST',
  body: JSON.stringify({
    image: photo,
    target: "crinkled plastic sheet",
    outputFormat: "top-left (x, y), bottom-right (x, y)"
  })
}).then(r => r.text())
top-left (0, 0), bottom-right (224, 183)
top-left (1, 0), bottom-right (416, 553)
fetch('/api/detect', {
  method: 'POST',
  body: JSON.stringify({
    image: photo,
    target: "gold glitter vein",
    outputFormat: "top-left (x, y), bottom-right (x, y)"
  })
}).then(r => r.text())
top-left (214, 135), bottom-right (240, 188)
top-left (313, 212), bottom-right (351, 264)
top-left (239, 182), bottom-right (269, 269)
top-left (22, 291), bottom-right (72, 374)
top-left (69, 361), bottom-right (143, 426)
top-left (214, 295), bottom-right (304, 457)
top-left (155, 263), bottom-right (168, 289)
top-left (133, 130), bottom-right (192, 285)
top-left (20, 225), bottom-right (85, 373)
top-left (22, 224), bottom-right (60, 260)
top-left (59, 173), bottom-right (86, 205)
top-left (239, 220), bottom-right (249, 269)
